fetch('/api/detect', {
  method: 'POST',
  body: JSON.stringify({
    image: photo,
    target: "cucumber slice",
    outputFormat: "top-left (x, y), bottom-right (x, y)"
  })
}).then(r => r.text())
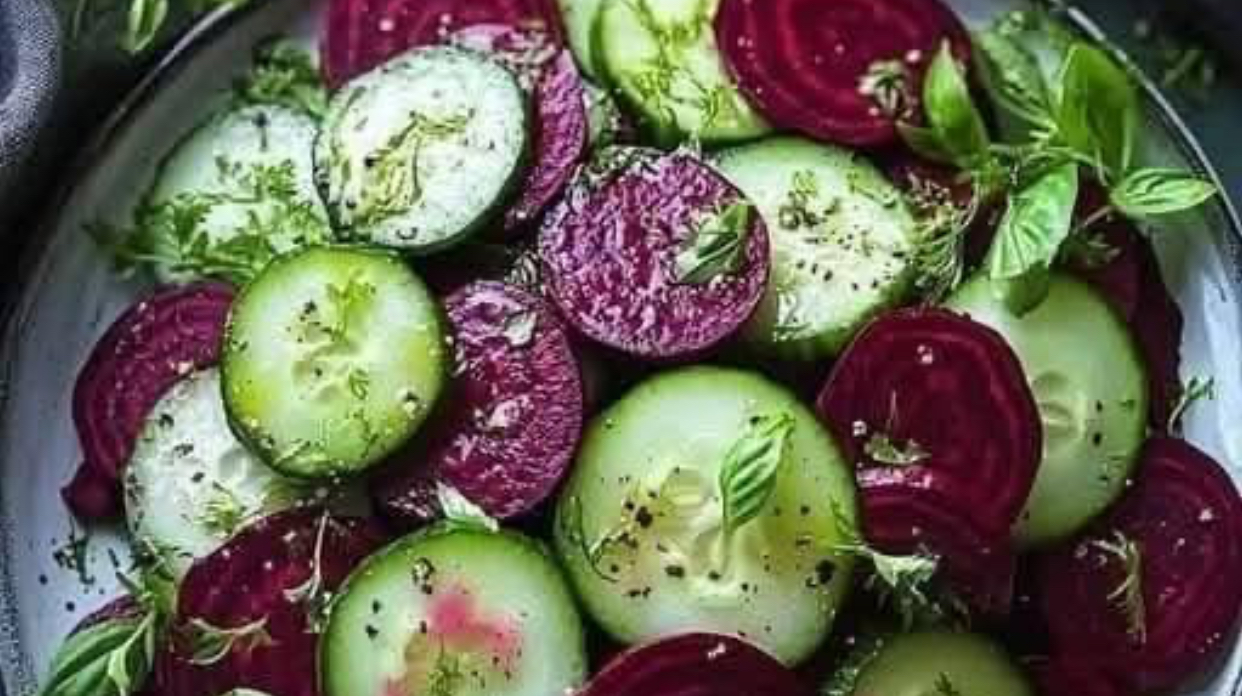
top-left (598, 0), bottom-right (770, 144)
top-left (553, 366), bottom-right (858, 664)
top-left (315, 46), bottom-right (530, 253)
top-left (559, 0), bottom-right (606, 80)
top-left (141, 104), bottom-right (331, 284)
top-left (945, 274), bottom-right (1148, 547)
top-left (123, 369), bottom-right (312, 577)
top-left (322, 527), bottom-right (587, 696)
top-left (222, 246), bottom-right (447, 480)
top-left (714, 137), bottom-right (919, 359)
top-left (849, 631), bottom-right (1034, 696)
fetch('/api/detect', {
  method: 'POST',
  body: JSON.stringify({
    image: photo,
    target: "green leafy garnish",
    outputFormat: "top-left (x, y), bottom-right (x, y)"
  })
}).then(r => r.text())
top-left (283, 512), bottom-right (332, 633)
top-left (899, 43), bottom-right (990, 170)
top-left (859, 59), bottom-right (913, 119)
top-left (863, 432), bottom-right (929, 466)
top-left (973, 29), bottom-right (1054, 130)
top-left (718, 413), bottom-right (795, 541)
top-left (201, 482), bottom-right (248, 538)
top-left (831, 507), bottom-right (946, 629)
top-left (184, 617), bottom-right (274, 666)
top-left (352, 110), bottom-right (472, 228)
top-left (437, 484), bottom-right (500, 533)
top-left (1168, 375), bottom-right (1217, 432)
top-left (987, 162), bottom-right (1080, 281)
top-left (1055, 43), bottom-right (1138, 183)
top-left (935, 672), bottom-right (965, 696)
top-left (674, 201), bottom-right (754, 284)
top-left (233, 41), bottom-right (328, 119)
top-left (1109, 168), bottom-right (1218, 218)
top-left (1091, 530), bottom-right (1147, 644)
top-left (122, 0), bottom-right (171, 52)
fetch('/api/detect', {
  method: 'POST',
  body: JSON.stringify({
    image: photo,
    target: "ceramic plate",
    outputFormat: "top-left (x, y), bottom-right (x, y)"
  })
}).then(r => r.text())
top-left (2, 1), bottom-right (1241, 694)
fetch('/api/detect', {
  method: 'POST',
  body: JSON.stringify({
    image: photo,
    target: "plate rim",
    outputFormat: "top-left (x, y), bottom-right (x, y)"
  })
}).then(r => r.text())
top-left (1, 2), bottom-right (1240, 695)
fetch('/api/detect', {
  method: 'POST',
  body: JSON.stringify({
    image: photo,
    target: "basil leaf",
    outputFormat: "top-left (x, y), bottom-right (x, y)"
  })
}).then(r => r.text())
top-left (1110, 168), bottom-right (1218, 218)
top-left (718, 413), bottom-right (795, 539)
top-left (973, 29), bottom-right (1053, 127)
top-left (674, 201), bottom-right (754, 284)
top-left (39, 617), bottom-right (154, 696)
top-left (921, 42), bottom-right (991, 167)
top-left (986, 162), bottom-right (1080, 280)
top-left (896, 123), bottom-right (956, 166)
top-left (437, 483), bottom-right (499, 532)
top-left (1055, 43), bottom-right (1138, 183)
top-left (122, 0), bottom-right (169, 53)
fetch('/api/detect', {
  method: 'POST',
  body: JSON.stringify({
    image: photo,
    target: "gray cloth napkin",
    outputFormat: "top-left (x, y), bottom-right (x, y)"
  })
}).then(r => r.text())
top-left (0, 0), bottom-right (60, 232)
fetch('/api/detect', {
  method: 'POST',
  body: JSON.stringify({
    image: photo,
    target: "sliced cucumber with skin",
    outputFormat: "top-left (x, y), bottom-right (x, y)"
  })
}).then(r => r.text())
top-left (553, 367), bottom-right (858, 665)
top-left (142, 104), bottom-right (331, 284)
top-left (714, 137), bottom-right (919, 360)
top-left (945, 274), bottom-right (1148, 547)
top-left (124, 369), bottom-right (313, 578)
top-left (560, 0), bottom-right (607, 80)
top-left (598, 0), bottom-right (770, 144)
top-left (222, 246), bottom-right (447, 480)
top-left (322, 526), bottom-right (587, 696)
top-left (848, 631), bottom-right (1035, 696)
top-left (315, 47), bottom-right (530, 253)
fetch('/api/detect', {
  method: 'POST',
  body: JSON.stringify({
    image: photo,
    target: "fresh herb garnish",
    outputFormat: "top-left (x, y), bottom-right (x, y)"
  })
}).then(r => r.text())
top-left (72, 0), bottom-right (245, 53)
top-left (1168, 375), bottom-right (1217, 432)
top-left (200, 482), bottom-right (248, 538)
top-left (718, 413), bottom-right (795, 542)
top-left (674, 201), bottom-right (754, 284)
top-left (437, 484), bottom-right (500, 533)
top-left (184, 617), bottom-right (275, 666)
top-left (233, 41), bottom-right (328, 119)
top-left (858, 59), bottom-right (913, 119)
top-left (283, 512), bottom-right (332, 633)
top-left (935, 672), bottom-right (965, 696)
top-left (831, 507), bottom-right (946, 629)
top-left (899, 43), bottom-right (991, 171)
top-left (863, 432), bottom-right (929, 466)
top-left (1109, 168), bottom-right (1218, 218)
top-left (1091, 530), bottom-right (1147, 644)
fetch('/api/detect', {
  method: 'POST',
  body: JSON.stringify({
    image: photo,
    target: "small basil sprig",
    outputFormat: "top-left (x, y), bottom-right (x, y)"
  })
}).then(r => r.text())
top-left (718, 413), bottom-right (795, 541)
top-left (1110, 168), bottom-right (1219, 218)
top-left (899, 43), bottom-right (991, 171)
top-left (116, 0), bottom-right (244, 53)
top-left (986, 162), bottom-right (1080, 311)
top-left (674, 201), bottom-right (755, 284)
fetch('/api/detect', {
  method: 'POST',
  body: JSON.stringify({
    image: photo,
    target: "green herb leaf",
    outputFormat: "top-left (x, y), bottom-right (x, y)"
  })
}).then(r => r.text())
top-left (38, 615), bottom-right (156, 696)
top-left (1055, 43), bottom-right (1138, 183)
top-left (233, 41), bottom-right (328, 119)
top-left (184, 617), bottom-right (274, 666)
top-left (1091, 530), bottom-right (1147, 644)
top-left (973, 28), bottom-right (1053, 128)
top-left (1109, 168), bottom-right (1218, 218)
top-left (121, 0), bottom-right (169, 53)
top-left (897, 123), bottom-right (957, 166)
top-left (986, 162), bottom-right (1080, 281)
top-left (921, 42), bottom-right (991, 167)
top-left (863, 432), bottom-right (929, 466)
top-left (674, 201), bottom-right (754, 284)
top-left (437, 484), bottom-right (500, 533)
top-left (1168, 375), bottom-right (1216, 432)
top-left (353, 110), bottom-right (472, 227)
top-left (718, 413), bottom-right (795, 539)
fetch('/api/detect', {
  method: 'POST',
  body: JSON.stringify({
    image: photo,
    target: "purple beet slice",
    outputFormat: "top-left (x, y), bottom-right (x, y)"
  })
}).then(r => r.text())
top-left (538, 148), bottom-right (770, 360)
top-left (449, 24), bottom-right (589, 233)
top-left (715, 0), bottom-right (971, 146)
top-left (159, 509), bottom-right (386, 696)
top-left (579, 633), bottom-right (813, 696)
top-left (816, 308), bottom-right (1042, 534)
top-left (372, 281), bottom-right (583, 523)
top-left (1030, 657), bottom-right (1122, 696)
top-left (66, 283), bottom-right (233, 520)
top-left (1038, 437), bottom-right (1242, 693)
top-left (321, 0), bottom-right (563, 87)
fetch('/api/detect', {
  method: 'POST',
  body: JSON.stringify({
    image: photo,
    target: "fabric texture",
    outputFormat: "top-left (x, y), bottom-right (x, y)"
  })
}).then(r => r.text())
top-left (0, 0), bottom-right (61, 230)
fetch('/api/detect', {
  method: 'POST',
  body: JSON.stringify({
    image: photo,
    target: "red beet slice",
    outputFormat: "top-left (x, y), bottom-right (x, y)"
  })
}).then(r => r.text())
top-left (579, 633), bottom-right (814, 696)
top-left (158, 509), bottom-right (386, 696)
top-left (1030, 657), bottom-right (1123, 696)
top-left (816, 308), bottom-right (1042, 534)
top-left (66, 283), bottom-right (233, 520)
top-left (372, 280), bottom-right (583, 523)
top-left (449, 24), bottom-right (589, 233)
top-left (715, 0), bottom-right (971, 146)
top-left (321, 0), bottom-right (563, 87)
top-left (1038, 437), bottom-right (1242, 693)
top-left (539, 148), bottom-right (770, 360)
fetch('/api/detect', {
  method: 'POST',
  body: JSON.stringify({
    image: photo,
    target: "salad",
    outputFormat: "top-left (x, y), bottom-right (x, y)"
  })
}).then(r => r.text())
top-left (36, 0), bottom-right (1242, 695)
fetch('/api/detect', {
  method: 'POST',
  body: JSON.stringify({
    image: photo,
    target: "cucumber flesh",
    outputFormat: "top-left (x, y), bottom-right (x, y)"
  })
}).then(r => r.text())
top-left (714, 137), bottom-right (919, 359)
top-left (559, 0), bottom-right (607, 80)
top-left (222, 246), bottom-right (447, 480)
top-left (144, 104), bottom-right (331, 284)
top-left (945, 274), bottom-right (1148, 547)
top-left (851, 631), bottom-right (1035, 696)
top-left (315, 47), bottom-right (530, 253)
top-left (123, 369), bottom-right (312, 577)
top-left (598, 0), bottom-right (770, 144)
top-left (322, 527), bottom-right (587, 696)
top-left (553, 366), bottom-right (858, 665)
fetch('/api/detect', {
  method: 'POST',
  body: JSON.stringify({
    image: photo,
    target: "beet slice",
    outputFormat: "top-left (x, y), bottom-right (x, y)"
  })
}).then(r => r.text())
top-left (1038, 437), bottom-right (1242, 693)
top-left (448, 24), bottom-right (589, 233)
top-left (1030, 657), bottom-right (1123, 696)
top-left (158, 509), bottom-right (386, 696)
top-left (321, 0), bottom-right (563, 87)
top-left (715, 0), bottom-right (971, 146)
top-left (579, 633), bottom-right (813, 696)
top-left (816, 308), bottom-right (1042, 533)
top-left (539, 148), bottom-right (770, 360)
top-left (66, 283), bottom-right (234, 520)
top-left (372, 281), bottom-right (583, 523)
